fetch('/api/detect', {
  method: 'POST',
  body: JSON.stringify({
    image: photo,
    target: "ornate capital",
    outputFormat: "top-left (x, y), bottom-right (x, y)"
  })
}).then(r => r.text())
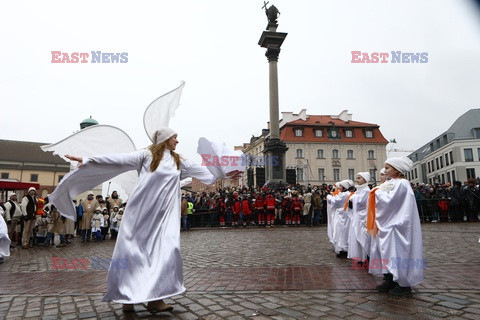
top-left (265, 48), bottom-right (281, 62)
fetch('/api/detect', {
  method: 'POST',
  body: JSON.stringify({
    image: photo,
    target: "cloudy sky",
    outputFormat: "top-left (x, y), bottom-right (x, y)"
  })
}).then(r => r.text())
top-left (2, 0), bottom-right (480, 163)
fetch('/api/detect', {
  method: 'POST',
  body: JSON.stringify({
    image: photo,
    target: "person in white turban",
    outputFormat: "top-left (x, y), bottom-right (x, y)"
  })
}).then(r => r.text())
top-left (327, 179), bottom-right (354, 257)
top-left (51, 127), bottom-right (241, 312)
top-left (366, 156), bottom-right (424, 296)
top-left (348, 172), bottom-right (371, 265)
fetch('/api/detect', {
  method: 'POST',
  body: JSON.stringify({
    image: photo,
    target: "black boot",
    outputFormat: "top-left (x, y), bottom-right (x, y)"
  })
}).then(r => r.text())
top-left (376, 273), bottom-right (397, 292)
top-left (389, 284), bottom-right (412, 296)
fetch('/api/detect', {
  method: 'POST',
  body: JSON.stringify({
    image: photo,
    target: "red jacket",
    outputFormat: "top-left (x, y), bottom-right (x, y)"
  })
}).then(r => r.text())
top-left (242, 199), bottom-right (252, 214)
top-left (265, 195), bottom-right (276, 210)
top-left (255, 195), bottom-right (265, 210)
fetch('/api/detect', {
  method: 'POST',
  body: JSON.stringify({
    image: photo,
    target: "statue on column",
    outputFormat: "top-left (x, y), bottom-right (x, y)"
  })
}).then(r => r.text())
top-left (263, 2), bottom-right (280, 24)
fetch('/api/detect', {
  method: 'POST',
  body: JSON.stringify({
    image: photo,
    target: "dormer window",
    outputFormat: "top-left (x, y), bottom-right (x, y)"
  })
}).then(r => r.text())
top-left (365, 130), bottom-right (373, 138)
top-left (345, 130), bottom-right (353, 138)
top-left (314, 129), bottom-right (323, 137)
top-left (294, 129), bottom-right (303, 137)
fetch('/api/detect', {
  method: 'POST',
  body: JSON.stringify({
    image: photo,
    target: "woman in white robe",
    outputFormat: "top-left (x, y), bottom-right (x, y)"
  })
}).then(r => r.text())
top-left (0, 207), bottom-right (11, 262)
top-left (347, 172), bottom-right (371, 263)
top-left (50, 128), bottom-right (239, 312)
top-left (367, 157), bottom-right (424, 296)
top-left (327, 180), bottom-right (354, 257)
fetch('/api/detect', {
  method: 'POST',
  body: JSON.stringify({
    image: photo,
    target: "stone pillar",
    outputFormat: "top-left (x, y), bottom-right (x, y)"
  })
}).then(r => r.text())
top-left (258, 18), bottom-right (288, 185)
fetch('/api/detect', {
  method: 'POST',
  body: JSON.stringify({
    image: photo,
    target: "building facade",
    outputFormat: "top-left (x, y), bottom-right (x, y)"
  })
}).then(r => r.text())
top-left (408, 109), bottom-right (480, 185)
top-left (0, 139), bottom-right (70, 199)
top-left (242, 109), bottom-right (388, 187)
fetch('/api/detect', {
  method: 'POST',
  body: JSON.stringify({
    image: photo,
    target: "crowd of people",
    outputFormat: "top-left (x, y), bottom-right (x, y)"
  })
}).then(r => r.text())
top-left (181, 178), bottom-right (480, 229)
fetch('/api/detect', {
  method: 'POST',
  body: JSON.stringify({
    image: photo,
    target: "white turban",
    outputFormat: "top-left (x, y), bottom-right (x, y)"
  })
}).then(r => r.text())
top-left (357, 172), bottom-right (370, 183)
top-left (385, 156), bottom-right (413, 174)
top-left (153, 127), bottom-right (177, 145)
top-left (340, 179), bottom-right (354, 190)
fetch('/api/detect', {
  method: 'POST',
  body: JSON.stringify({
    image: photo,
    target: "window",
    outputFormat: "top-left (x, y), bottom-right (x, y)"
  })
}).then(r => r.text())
top-left (347, 150), bottom-right (354, 159)
top-left (367, 150), bottom-right (375, 160)
top-left (430, 143), bottom-right (434, 152)
top-left (296, 149), bottom-right (303, 158)
top-left (441, 174), bottom-right (445, 184)
top-left (332, 149), bottom-right (339, 159)
top-left (428, 162), bottom-right (431, 173)
top-left (436, 139), bottom-right (440, 149)
top-left (58, 175), bottom-right (64, 183)
top-left (365, 130), bottom-right (373, 138)
top-left (348, 169), bottom-right (355, 181)
top-left (30, 174), bottom-right (38, 182)
top-left (464, 148), bottom-right (474, 162)
top-left (345, 130), bottom-right (353, 138)
top-left (1, 172), bottom-right (9, 179)
top-left (414, 168), bottom-right (418, 179)
top-left (475, 128), bottom-right (480, 139)
top-left (317, 149), bottom-right (324, 158)
top-left (447, 171), bottom-right (451, 183)
top-left (478, 148), bottom-right (480, 162)
top-left (294, 129), bottom-right (303, 137)
top-left (452, 170), bottom-right (456, 182)
top-left (369, 169), bottom-right (376, 182)
top-left (314, 129), bottom-right (323, 137)
top-left (297, 168), bottom-right (304, 181)
top-left (443, 134), bottom-right (448, 145)
top-left (445, 153), bottom-right (449, 166)
top-left (318, 168), bottom-right (325, 181)
top-left (333, 169), bottom-right (340, 181)
top-left (466, 168), bottom-right (476, 179)
top-left (436, 158), bottom-right (439, 170)
top-left (440, 156), bottom-right (444, 168)
top-left (450, 151), bottom-right (454, 164)
top-left (330, 130), bottom-right (338, 138)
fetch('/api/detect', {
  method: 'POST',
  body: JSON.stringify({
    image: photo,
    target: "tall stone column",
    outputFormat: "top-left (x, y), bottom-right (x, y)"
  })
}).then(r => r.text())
top-left (258, 4), bottom-right (288, 185)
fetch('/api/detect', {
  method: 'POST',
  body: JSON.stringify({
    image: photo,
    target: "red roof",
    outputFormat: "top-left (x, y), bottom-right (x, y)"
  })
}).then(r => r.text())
top-left (280, 115), bottom-right (388, 144)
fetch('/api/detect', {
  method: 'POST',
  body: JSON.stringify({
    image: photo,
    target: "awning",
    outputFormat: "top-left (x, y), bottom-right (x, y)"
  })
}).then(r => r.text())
top-left (0, 180), bottom-right (40, 190)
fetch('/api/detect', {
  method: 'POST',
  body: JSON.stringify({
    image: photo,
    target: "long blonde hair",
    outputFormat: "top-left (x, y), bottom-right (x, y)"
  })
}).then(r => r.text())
top-left (149, 141), bottom-right (181, 172)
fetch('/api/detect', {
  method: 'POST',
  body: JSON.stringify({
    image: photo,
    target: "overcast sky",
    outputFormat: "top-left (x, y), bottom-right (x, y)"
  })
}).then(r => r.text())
top-left (2, 0), bottom-right (480, 163)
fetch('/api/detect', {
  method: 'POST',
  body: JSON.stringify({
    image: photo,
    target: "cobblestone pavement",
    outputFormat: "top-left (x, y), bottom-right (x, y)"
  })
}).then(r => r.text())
top-left (0, 223), bottom-right (479, 319)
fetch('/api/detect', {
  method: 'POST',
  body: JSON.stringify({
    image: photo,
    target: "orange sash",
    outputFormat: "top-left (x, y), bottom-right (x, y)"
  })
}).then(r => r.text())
top-left (366, 187), bottom-right (379, 236)
top-left (343, 192), bottom-right (355, 211)
top-left (332, 189), bottom-right (339, 196)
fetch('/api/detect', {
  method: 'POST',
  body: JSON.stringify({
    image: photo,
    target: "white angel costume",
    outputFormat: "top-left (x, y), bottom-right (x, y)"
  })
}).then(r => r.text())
top-left (327, 190), bottom-right (351, 253)
top-left (368, 177), bottom-right (424, 287)
top-left (44, 82), bottom-right (245, 303)
top-left (0, 212), bottom-right (11, 257)
top-left (347, 183), bottom-right (370, 261)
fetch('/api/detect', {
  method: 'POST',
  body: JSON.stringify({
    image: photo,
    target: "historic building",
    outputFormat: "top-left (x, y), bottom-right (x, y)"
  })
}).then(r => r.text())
top-left (242, 109), bottom-right (388, 187)
top-left (0, 139), bottom-right (70, 200)
top-left (407, 109), bottom-right (480, 185)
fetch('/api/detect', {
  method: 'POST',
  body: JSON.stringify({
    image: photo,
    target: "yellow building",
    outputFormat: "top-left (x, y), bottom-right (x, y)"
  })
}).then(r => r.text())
top-left (0, 139), bottom-right (70, 200)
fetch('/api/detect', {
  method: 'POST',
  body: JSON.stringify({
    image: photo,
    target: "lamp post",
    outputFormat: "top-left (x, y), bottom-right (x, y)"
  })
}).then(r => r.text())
top-left (258, 2), bottom-right (288, 185)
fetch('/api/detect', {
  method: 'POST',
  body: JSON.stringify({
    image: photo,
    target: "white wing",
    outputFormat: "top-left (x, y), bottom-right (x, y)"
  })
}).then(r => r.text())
top-left (196, 137), bottom-right (246, 178)
top-left (41, 124), bottom-right (138, 195)
top-left (143, 81), bottom-right (185, 142)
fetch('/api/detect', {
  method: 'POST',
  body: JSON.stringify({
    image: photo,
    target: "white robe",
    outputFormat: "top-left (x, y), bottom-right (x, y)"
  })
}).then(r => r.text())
top-left (0, 215), bottom-right (10, 257)
top-left (327, 191), bottom-right (351, 253)
top-left (49, 149), bottom-right (223, 303)
top-left (368, 178), bottom-right (424, 287)
top-left (347, 184), bottom-right (370, 261)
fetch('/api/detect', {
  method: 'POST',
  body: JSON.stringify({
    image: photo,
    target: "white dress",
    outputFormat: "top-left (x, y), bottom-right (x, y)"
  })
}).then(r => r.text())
top-left (327, 191), bottom-right (351, 253)
top-left (49, 149), bottom-right (223, 303)
top-left (0, 212), bottom-right (10, 257)
top-left (368, 178), bottom-right (424, 287)
top-left (347, 184), bottom-right (370, 261)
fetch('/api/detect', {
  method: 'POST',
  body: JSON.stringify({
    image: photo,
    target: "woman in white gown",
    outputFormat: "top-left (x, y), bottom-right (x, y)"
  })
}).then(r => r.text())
top-left (53, 128), bottom-right (238, 312)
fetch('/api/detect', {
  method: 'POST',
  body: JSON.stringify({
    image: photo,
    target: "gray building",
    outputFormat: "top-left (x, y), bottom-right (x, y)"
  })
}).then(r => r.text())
top-left (408, 109), bottom-right (480, 185)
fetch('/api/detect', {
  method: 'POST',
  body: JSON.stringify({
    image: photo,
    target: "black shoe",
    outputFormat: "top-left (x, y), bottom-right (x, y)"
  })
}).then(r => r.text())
top-left (389, 284), bottom-right (412, 296)
top-left (376, 274), bottom-right (397, 292)
top-left (335, 251), bottom-right (348, 259)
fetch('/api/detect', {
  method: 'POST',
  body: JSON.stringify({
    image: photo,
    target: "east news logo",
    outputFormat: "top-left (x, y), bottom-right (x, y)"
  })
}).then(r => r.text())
top-left (351, 51), bottom-right (428, 63)
top-left (51, 51), bottom-right (128, 63)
